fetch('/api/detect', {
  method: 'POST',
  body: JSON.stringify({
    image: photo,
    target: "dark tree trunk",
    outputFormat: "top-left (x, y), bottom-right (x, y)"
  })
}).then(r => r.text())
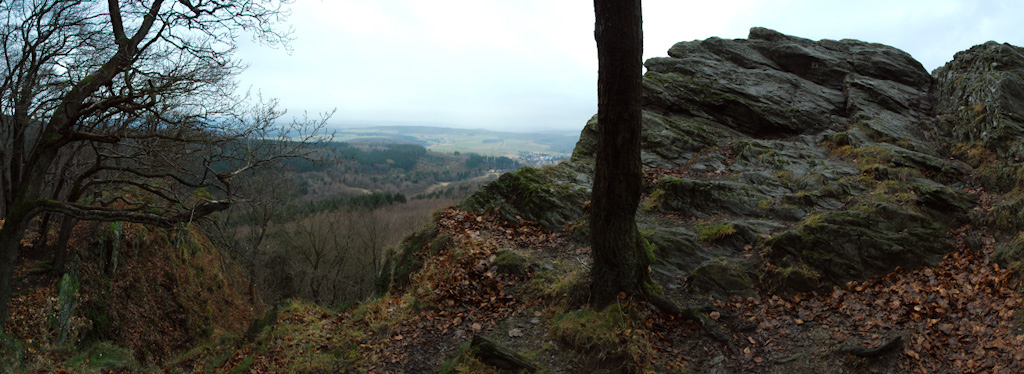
top-left (589, 0), bottom-right (649, 308)
top-left (0, 210), bottom-right (29, 334)
top-left (32, 213), bottom-right (53, 249)
top-left (53, 215), bottom-right (76, 275)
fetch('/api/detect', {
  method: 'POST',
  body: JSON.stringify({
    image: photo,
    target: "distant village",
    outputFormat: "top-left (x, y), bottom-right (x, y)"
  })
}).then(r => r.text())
top-left (517, 151), bottom-right (568, 167)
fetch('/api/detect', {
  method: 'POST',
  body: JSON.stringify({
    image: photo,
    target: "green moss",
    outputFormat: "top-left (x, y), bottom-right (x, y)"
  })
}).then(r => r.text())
top-left (65, 342), bottom-right (138, 372)
top-left (549, 305), bottom-right (652, 370)
top-left (230, 356), bottom-right (255, 374)
top-left (764, 262), bottom-right (823, 293)
top-left (191, 188), bottom-right (214, 203)
top-left (833, 145), bottom-right (895, 169)
top-left (258, 300), bottom-right (362, 372)
top-left (777, 263), bottom-right (821, 279)
top-left (641, 189), bottom-right (666, 212)
top-left (492, 250), bottom-right (529, 276)
top-left (0, 332), bottom-right (23, 372)
top-left (662, 176), bottom-right (684, 188)
top-left (641, 236), bottom-right (656, 262)
top-left (52, 272), bottom-right (81, 345)
top-left (773, 170), bottom-right (794, 181)
top-left (798, 213), bottom-right (824, 228)
top-left (693, 221), bottom-right (737, 245)
top-left (523, 261), bottom-right (587, 308)
top-left (383, 224), bottom-right (440, 291)
top-left (436, 341), bottom-right (492, 374)
top-left (993, 233), bottom-right (1024, 276)
top-left (992, 192), bottom-right (1024, 233)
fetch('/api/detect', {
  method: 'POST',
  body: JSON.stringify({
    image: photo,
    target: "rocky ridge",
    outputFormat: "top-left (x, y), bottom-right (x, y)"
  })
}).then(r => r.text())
top-left (368, 27), bottom-right (1024, 373)
top-left (457, 27), bottom-right (1024, 299)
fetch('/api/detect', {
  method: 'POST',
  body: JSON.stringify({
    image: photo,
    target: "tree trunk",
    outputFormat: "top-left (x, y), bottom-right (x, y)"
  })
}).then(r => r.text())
top-left (589, 0), bottom-right (649, 308)
top-left (32, 213), bottom-right (53, 249)
top-left (0, 211), bottom-right (28, 334)
top-left (53, 215), bottom-right (77, 275)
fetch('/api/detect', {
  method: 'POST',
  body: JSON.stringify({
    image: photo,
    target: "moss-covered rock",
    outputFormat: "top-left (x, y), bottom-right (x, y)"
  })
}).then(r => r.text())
top-left (659, 177), bottom-right (769, 218)
top-left (763, 203), bottom-right (951, 292)
top-left (377, 224), bottom-right (447, 293)
top-left (687, 258), bottom-right (759, 299)
top-left (461, 164), bottom-right (591, 231)
top-left (993, 234), bottom-right (1024, 276)
top-left (492, 250), bottom-right (529, 277)
top-left (396, 28), bottom-right (1012, 311)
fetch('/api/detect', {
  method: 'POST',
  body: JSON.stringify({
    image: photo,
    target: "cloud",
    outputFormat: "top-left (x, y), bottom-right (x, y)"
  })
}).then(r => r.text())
top-left (235, 0), bottom-right (1024, 132)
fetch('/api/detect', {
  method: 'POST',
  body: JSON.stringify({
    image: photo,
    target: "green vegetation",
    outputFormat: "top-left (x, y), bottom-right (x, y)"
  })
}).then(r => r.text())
top-left (284, 141), bottom-right (427, 173)
top-left (64, 342), bottom-right (138, 372)
top-left (435, 342), bottom-right (494, 374)
top-left (465, 153), bottom-right (519, 170)
top-left (0, 333), bottom-right (22, 372)
top-left (694, 220), bottom-right (737, 245)
top-left (641, 188), bottom-right (666, 212)
top-left (549, 304), bottom-right (653, 372)
top-left (259, 301), bottom-right (362, 372)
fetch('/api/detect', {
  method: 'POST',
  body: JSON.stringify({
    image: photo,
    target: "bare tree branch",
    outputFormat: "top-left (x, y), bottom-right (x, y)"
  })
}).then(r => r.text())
top-left (0, 0), bottom-right (328, 331)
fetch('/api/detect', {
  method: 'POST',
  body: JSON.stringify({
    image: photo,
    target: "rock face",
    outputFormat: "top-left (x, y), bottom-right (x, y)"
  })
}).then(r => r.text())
top-left (460, 28), bottom-right (1024, 298)
top-left (935, 41), bottom-right (1024, 159)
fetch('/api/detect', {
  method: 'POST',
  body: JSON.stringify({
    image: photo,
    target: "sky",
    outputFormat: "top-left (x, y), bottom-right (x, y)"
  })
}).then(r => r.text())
top-left (235, 0), bottom-right (1024, 133)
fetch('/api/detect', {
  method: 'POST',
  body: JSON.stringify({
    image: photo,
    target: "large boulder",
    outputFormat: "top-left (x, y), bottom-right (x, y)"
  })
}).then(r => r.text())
top-left (933, 41), bottom-right (1024, 277)
top-left (465, 27), bottom-right (999, 297)
top-left (935, 41), bottom-right (1024, 159)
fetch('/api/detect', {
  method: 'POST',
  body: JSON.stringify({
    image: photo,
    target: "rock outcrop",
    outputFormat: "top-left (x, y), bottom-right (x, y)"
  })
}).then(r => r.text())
top-left (935, 41), bottom-right (1024, 159)
top-left (455, 27), bottom-right (1024, 299)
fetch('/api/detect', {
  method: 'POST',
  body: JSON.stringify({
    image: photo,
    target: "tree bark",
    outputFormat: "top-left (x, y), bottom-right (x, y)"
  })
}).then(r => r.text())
top-left (589, 0), bottom-right (649, 308)
top-left (53, 215), bottom-right (77, 275)
top-left (32, 213), bottom-right (52, 249)
top-left (0, 209), bottom-right (29, 334)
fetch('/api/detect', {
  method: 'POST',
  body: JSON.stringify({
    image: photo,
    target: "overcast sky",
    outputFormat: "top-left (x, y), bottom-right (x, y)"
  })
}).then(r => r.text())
top-left (235, 0), bottom-right (1024, 133)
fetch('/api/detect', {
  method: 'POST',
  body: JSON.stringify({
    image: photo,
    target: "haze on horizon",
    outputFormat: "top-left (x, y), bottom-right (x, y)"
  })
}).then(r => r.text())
top-left (236, 0), bottom-right (1024, 133)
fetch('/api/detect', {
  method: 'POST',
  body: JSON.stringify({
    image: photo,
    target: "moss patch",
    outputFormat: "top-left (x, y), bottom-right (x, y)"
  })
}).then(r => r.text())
top-left (549, 304), bottom-right (653, 372)
top-left (694, 221), bottom-right (738, 245)
top-left (64, 342), bottom-right (138, 372)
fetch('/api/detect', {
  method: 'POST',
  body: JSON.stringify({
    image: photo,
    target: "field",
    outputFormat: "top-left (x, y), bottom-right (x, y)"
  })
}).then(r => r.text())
top-left (330, 126), bottom-right (580, 157)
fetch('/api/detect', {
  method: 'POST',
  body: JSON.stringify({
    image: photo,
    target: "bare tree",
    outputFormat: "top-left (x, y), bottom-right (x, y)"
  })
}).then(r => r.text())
top-left (282, 212), bottom-right (352, 305)
top-left (589, 0), bottom-right (650, 308)
top-left (0, 0), bottom-right (328, 330)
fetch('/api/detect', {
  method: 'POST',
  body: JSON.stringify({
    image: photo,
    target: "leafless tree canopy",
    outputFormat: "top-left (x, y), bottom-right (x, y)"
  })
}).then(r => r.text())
top-left (0, 0), bottom-right (328, 328)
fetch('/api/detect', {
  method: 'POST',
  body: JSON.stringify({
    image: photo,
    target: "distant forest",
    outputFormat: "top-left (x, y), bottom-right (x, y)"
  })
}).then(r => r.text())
top-left (284, 142), bottom-right (521, 174)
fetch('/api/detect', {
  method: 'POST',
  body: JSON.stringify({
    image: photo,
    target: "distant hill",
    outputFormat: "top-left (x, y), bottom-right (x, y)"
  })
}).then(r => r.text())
top-left (330, 125), bottom-right (580, 157)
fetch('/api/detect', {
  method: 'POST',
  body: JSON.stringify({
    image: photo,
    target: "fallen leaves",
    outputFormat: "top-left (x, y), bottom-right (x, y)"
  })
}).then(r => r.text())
top-left (350, 208), bottom-right (559, 371)
top-left (710, 194), bottom-right (1024, 373)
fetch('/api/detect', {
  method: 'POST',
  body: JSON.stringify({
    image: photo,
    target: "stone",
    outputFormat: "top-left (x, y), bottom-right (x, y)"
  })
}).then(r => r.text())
top-left (455, 27), bottom-right (1021, 297)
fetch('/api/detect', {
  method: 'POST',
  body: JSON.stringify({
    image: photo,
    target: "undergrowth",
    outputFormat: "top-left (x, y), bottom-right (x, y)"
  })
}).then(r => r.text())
top-left (549, 301), bottom-right (655, 373)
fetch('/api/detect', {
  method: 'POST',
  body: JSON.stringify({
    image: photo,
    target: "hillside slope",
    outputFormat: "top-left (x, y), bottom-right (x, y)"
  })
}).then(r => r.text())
top-left (372, 28), bottom-right (1024, 372)
top-left (3, 220), bottom-right (259, 372)
top-left (157, 27), bottom-right (1024, 374)
top-left (9, 27), bottom-right (1024, 373)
